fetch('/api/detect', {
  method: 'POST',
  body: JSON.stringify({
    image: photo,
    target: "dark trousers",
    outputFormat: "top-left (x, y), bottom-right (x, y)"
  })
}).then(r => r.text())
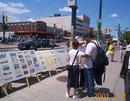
top-left (67, 65), bottom-right (79, 88)
top-left (80, 69), bottom-right (85, 87)
top-left (125, 69), bottom-right (130, 101)
top-left (84, 68), bottom-right (95, 95)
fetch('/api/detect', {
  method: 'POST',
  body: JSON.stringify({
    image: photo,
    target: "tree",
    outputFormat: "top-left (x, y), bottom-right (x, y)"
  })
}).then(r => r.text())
top-left (121, 31), bottom-right (130, 41)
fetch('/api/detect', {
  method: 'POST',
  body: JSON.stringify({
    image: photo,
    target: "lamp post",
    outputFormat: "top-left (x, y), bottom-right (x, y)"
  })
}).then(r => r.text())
top-left (68, 0), bottom-right (77, 37)
top-left (96, 0), bottom-right (103, 41)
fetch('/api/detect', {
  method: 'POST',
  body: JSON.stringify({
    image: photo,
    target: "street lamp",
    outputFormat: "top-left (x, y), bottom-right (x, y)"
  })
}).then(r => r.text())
top-left (96, 0), bottom-right (103, 41)
top-left (68, 0), bottom-right (77, 37)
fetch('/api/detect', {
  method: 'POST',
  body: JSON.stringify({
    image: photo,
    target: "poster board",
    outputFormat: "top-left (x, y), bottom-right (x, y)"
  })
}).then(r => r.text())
top-left (0, 52), bottom-right (14, 85)
top-left (29, 50), bottom-right (43, 73)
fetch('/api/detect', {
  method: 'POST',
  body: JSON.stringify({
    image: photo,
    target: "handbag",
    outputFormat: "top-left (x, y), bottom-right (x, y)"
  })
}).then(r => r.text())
top-left (66, 50), bottom-right (79, 71)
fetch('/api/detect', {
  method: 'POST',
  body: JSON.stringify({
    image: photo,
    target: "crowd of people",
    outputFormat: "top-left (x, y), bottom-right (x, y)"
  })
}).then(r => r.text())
top-left (65, 31), bottom-right (130, 101)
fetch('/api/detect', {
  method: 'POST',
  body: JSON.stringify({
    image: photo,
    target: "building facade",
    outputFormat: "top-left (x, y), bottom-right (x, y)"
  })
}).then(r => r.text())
top-left (36, 14), bottom-right (90, 36)
top-left (6, 21), bottom-right (47, 33)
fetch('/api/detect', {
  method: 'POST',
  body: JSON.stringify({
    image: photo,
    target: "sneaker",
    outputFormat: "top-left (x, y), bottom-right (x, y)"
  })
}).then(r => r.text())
top-left (65, 93), bottom-right (70, 98)
top-left (72, 95), bottom-right (78, 99)
top-left (72, 94), bottom-right (80, 99)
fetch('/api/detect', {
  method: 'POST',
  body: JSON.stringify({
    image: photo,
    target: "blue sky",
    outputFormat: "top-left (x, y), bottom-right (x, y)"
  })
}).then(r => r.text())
top-left (0, 0), bottom-right (130, 36)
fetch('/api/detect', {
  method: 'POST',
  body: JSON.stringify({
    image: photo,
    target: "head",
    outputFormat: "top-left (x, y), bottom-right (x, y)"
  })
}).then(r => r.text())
top-left (83, 31), bottom-right (95, 43)
top-left (72, 40), bottom-right (79, 49)
top-left (77, 37), bottom-right (85, 47)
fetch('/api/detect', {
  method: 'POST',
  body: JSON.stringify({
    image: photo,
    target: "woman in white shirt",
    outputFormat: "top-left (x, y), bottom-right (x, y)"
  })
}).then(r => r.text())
top-left (66, 40), bottom-right (84, 99)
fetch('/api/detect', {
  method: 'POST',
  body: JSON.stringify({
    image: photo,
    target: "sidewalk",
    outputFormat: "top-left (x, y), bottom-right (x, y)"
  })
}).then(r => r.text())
top-left (0, 51), bottom-right (124, 101)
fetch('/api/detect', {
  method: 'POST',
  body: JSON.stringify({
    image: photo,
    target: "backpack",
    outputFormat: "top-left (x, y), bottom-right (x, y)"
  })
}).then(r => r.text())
top-left (91, 41), bottom-right (109, 68)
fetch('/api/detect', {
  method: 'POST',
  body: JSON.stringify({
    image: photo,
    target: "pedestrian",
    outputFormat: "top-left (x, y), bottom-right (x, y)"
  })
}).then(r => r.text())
top-left (77, 38), bottom-right (86, 89)
top-left (108, 41), bottom-right (115, 62)
top-left (66, 39), bottom-right (84, 99)
top-left (120, 40), bottom-right (130, 101)
top-left (120, 41), bottom-right (126, 63)
top-left (82, 31), bottom-right (98, 97)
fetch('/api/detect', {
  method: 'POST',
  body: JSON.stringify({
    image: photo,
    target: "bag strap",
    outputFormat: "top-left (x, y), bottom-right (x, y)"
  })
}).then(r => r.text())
top-left (72, 50), bottom-right (79, 66)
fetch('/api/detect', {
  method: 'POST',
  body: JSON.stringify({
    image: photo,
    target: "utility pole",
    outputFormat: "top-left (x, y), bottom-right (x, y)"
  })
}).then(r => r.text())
top-left (68, 0), bottom-right (77, 37)
top-left (96, 0), bottom-right (103, 41)
top-left (117, 24), bottom-right (121, 40)
top-left (2, 14), bottom-right (6, 43)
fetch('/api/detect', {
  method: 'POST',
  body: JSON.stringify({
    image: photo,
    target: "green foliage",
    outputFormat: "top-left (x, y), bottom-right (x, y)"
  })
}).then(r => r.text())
top-left (121, 31), bottom-right (130, 41)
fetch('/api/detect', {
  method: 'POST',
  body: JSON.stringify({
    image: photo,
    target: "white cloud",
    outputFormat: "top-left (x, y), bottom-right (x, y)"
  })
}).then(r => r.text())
top-left (0, 2), bottom-right (30, 15)
top-left (8, 15), bottom-right (20, 22)
top-left (28, 18), bottom-right (36, 22)
top-left (111, 13), bottom-right (118, 18)
top-left (8, 2), bottom-right (25, 8)
top-left (59, 6), bottom-right (72, 12)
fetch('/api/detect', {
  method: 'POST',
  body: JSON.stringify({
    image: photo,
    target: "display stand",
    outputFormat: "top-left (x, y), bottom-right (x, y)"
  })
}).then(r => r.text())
top-left (25, 74), bottom-right (41, 88)
top-left (0, 84), bottom-right (8, 96)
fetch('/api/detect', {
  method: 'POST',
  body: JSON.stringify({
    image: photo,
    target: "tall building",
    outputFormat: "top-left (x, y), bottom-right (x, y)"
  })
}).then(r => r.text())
top-left (36, 14), bottom-right (90, 36)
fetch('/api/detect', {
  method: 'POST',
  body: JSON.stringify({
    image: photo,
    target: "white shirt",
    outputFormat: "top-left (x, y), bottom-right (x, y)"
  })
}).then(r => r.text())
top-left (78, 45), bottom-right (86, 69)
top-left (126, 44), bottom-right (130, 51)
top-left (128, 56), bottom-right (130, 69)
top-left (84, 40), bottom-right (98, 69)
top-left (69, 49), bottom-right (84, 65)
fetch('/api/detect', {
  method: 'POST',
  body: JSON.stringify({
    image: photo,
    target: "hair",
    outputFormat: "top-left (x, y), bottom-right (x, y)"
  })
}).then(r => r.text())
top-left (83, 31), bottom-right (95, 39)
top-left (72, 40), bottom-right (79, 49)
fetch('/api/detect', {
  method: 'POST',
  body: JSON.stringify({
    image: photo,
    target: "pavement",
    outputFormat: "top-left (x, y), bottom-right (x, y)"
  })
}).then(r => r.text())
top-left (0, 50), bottom-right (125, 101)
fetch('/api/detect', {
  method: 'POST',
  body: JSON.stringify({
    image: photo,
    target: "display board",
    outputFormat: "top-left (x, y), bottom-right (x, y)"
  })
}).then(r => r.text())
top-left (55, 48), bottom-right (68, 67)
top-left (0, 48), bottom-right (68, 85)
top-left (0, 52), bottom-right (14, 85)
top-left (29, 50), bottom-right (42, 73)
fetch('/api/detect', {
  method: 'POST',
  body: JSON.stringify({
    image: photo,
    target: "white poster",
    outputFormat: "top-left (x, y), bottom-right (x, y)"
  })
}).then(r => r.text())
top-left (29, 50), bottom-right (42, 73)
top-left (8, 52), bottom-right (24, 79)
top-left (56, 48), bottom-right (68, 67)
top-left (36, 51), bottom-right (46, 71)
top-left (17, 51), bottom-right (30, 76)
top-left (23, 51), bottom-right (35, 74)
top-left (0, 52), bottom-right (14, 85)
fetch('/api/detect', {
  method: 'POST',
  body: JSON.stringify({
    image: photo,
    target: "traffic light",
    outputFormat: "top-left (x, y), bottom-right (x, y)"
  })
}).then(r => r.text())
top-left (104, 27), bottom-right (107, 33)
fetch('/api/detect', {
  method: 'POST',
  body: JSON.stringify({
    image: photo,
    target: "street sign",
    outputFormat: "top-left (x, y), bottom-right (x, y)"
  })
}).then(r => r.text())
top-left (68, 0), bottom-right (77, 7)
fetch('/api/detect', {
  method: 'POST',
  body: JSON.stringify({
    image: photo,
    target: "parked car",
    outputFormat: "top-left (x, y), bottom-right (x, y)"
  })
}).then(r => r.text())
top-left (18, 39), bottom-right (59, 50)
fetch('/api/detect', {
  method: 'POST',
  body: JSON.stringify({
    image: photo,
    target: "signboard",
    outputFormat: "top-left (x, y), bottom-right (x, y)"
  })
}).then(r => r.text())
top-left (68, 0), bottom-right (77, 7)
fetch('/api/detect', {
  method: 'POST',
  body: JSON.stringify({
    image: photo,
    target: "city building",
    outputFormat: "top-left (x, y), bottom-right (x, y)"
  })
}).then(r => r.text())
top-left (0, 21), bottom-right (53, 39)
top-left (36, 14), bottom-right (90, 36)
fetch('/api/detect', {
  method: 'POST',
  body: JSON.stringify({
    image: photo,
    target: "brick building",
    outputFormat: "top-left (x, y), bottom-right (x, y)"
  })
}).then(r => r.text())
top-left (0, 21), bottom-right (53, 39)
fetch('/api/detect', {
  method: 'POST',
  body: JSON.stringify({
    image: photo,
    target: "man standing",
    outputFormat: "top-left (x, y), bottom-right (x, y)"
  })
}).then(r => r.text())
top-left (120, 40), bottom-right (130, 101)
top-left (83, 31), bottom-right (98, 97)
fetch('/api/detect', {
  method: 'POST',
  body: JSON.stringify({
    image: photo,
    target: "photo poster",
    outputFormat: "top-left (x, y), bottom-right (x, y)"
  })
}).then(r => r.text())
top-left (55, 48), bottom-right (68, 67)
top-left (17, 51), bottom-right (30, 77)
top-left (0, 52), bottom-right (14, 85)
top-left (36, 51), bottom-right (46, 71)
top-left (39, 50), bottom-right (55, 70)
top-left (8, 52), bottom-right (24, 81)
top-left (23, 51), bottom-right (35, 74)
top-left (49, 50), bottom-right (59, 69)
top-left (29, 50), bottom-right (43, 73)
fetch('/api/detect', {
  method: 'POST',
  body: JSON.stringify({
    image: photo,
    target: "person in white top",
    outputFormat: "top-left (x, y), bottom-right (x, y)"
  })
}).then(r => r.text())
top-left (78, 38), bottom-right (86, 88)
top-left (82, 31), bottom-right (98, 97)
top-left (120, 40), bottom-right (130, 101)
top-left (66, 39), bottom-right (84, 99)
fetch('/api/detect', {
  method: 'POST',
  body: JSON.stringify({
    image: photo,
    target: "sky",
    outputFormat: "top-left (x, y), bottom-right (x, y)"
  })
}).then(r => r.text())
top-left (0, 0), bottom-right (130, 37)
